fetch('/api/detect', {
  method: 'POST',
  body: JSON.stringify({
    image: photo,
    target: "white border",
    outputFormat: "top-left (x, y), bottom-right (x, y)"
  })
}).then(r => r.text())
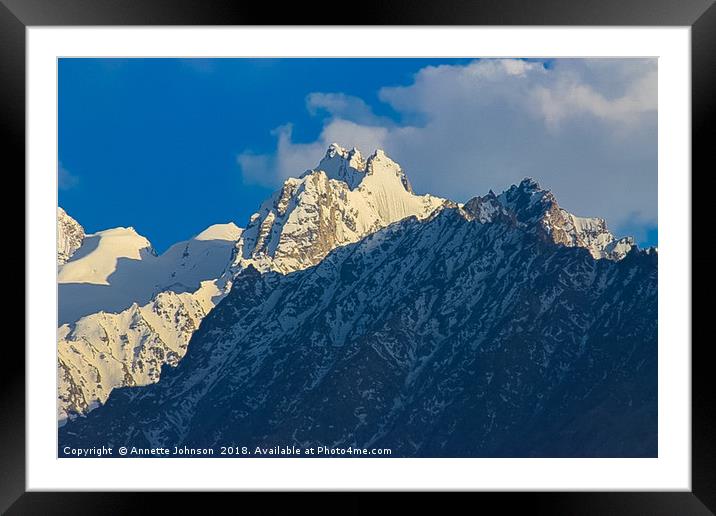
top-left (27, 27), bottom-right (691, 491)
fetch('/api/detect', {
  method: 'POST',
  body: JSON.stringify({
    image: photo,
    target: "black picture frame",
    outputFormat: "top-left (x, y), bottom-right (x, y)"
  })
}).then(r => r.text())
top-left (2, 0), bottom-right (713, 513)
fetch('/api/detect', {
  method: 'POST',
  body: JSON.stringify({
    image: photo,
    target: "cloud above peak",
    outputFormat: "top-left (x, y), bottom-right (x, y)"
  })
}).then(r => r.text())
top-left (306, 92), bottom-right (391, 126)
top-left (237, 58), bottom-right (656, 238)
top-left (59, 162), bottom-right (79, 190)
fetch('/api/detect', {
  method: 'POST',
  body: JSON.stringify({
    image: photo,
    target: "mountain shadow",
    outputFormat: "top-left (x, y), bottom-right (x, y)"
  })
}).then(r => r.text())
top-left (58, 238), bottom-right (237, 325)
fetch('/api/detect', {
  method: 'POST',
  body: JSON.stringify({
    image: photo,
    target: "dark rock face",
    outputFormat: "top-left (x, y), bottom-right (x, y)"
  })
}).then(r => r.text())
top-left (59, 200), bottom-right (657, 458)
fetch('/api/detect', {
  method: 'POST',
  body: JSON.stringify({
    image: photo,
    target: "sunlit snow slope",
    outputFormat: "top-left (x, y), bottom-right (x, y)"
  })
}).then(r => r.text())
top-left (57, 222), bottom-right (242, 423)
top-left (58, 223), bottom-right (242, 324)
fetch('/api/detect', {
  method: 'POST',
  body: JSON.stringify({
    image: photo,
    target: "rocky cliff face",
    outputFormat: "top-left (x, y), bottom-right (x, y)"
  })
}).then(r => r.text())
top-left (57, 207), bottom-right (85, 265)
top-left (497, 178), bottom-right (634, 260)
top-left (58, 289), bottom-right (212, 422)
top-left (59, 178), bottom-right (656, 457)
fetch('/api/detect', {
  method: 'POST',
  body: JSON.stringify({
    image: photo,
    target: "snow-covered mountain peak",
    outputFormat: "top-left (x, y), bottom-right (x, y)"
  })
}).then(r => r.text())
top-left (365, 148), bottom-right (395, 171)
top-left (362, 148), bottom-right (414, 194)
top-left (194, 222), bottom-right (242, 241)
top-left (518, 176), bottom-right (542, 191)
top-left (463, 191), bottom-right (507, 224)
top-left (498, 177), bottom-right (551, 218)
top-left (234, 147), bottom-right (447, 274)
top-left (325, 142), bottom-right (364, 160)
top-left (59, 226), bottom-right (156, 286)
top-left (312, 143), bottom-right (367, 189)
top-left (325, 142), bottom-right (349, 157)
top-left (310, 145), bottom-right (412, 194)
top-left (496, 179), bottom-right (633, 261)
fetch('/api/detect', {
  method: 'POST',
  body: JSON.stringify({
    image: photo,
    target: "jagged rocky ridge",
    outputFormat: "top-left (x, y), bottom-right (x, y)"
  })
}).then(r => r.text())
top-left (494, 179), bottom-right (634, 260)
top-left (59, 175), bottom-right (656, 457)
top-left (57, 145), bottom-right (449, 423)
top-left (57, 207), bottom-right (85, 265)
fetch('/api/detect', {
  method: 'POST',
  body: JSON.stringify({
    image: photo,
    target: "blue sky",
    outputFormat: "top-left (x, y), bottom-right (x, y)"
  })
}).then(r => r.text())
top-left (59, 58), bottom-right (657, 252)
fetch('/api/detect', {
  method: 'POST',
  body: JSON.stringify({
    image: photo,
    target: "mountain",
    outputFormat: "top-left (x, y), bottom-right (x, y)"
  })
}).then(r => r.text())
top-left (57, 221), bottom-right (242, 423)
top-left (58, 178), bottom-right (656, 457)
top-left (57, 285), bottom-right (219, 423)
top-left (233, 144), bottom-right (448, 274)
top-left (57, 207), bottom-right (84, 265)
top-left (56, 145), bottom-right (449, 423)
top-left (495, 179), bottom-right (634, 260)
top-left (58, 223), bottom-right (242, 325)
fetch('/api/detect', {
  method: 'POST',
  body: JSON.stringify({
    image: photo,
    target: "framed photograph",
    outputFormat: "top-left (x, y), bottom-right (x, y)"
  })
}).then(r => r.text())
top-left (4, 0), bottom-right (713, 512)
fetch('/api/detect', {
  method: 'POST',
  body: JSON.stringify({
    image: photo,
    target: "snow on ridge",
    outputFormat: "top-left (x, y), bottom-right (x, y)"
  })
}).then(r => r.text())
top-left (304, 143), bottom-right (366, 190)
top-left (194, 222), bottom-right (243, 241)
top-left (308, 143), bottom-right (415, 194)
top-left (58, 226), bottom-right (156, 286)
top-left (489, 177), bottom-right (635, 261)
top-left (57, 221), bottom-right (243, 325)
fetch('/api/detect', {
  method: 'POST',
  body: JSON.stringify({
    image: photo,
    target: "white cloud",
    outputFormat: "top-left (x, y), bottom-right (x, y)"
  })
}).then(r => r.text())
top-left (237, 58), bottom-right (657, 237)
top-left (237, 121), bottom-right (389, 187)
top-left (306, 93), bottom-right (390, 126)
top-left (531, 60), bottom-right (657, 128)
top-left (58, 162), bottom-right (79, 190)
top-left (238, 123), bottom-right (388, 187)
